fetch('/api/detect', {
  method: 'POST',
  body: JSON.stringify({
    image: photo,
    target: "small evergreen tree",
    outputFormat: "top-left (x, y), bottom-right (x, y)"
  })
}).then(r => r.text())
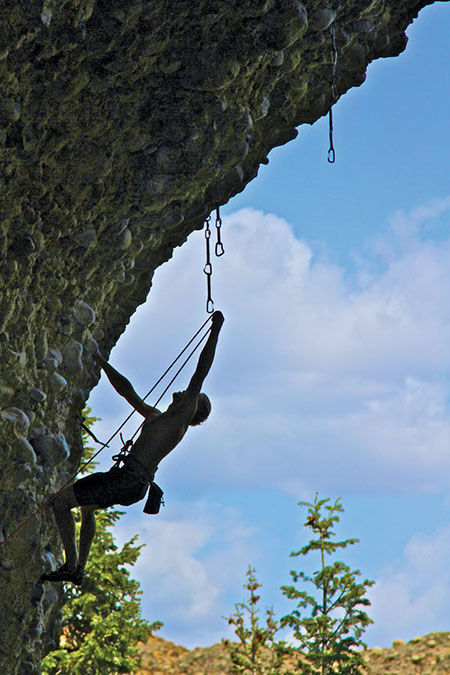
top-left (223, 565), bottom-right (290, 675)
top-left (41, 409), bottom-right (161, 675)
top-left (281, 494), bottom-right (374, 675)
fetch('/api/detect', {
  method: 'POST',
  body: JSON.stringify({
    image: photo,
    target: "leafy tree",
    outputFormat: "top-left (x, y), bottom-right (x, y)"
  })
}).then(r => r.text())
top-left (41, 408), bottom-right (161, 675)
top-left (223, 565), bottom-right (290, 675)
top-left (280, 494), bottom-right (374, 675)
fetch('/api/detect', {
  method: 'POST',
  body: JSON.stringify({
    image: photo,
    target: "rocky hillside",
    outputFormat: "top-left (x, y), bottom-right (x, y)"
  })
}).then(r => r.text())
top-left (0, 1), bottom-right (438, 672)
top-left (137, 632), bottom-right (450, 674)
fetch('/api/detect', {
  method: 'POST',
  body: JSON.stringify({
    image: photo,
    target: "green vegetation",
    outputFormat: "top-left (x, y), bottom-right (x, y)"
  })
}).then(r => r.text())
top-left (281, 495), bottom-right (374, 674)
top-left (225, 495), bottom-right (373, 675)
top-left (41, 410), bottom-right (161, 675)
top-left (224, 565), bottom-right (289, 674)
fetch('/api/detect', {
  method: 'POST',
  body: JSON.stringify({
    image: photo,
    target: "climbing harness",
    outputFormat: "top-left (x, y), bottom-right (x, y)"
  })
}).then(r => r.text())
top-left (111, 438), bottom-right (165, 515)
top-left (203, 206), bottom-right (225, 313)
top-left (328, 23), bottom-right (338, 164)
top-left (112, 434), bottom-right (134, 467)
top-left (0, 314), bottom-right (214, 548)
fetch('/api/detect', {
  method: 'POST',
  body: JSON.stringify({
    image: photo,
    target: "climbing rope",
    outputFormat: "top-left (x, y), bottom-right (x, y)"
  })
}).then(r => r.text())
top-left (328, 23), bottom-right (338, 164)
top-left (77, 314), bottom-right (213, 475)
top-left (0, 314), bottom-right (214, 549)
top-left (119, 322), bottom-right (212, 452)
top-left (203, 206), bottom-right (225, 312)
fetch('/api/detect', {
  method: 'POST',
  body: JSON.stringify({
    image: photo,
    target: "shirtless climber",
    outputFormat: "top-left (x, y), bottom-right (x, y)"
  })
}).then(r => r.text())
top-left (41, 311), bottom-right (224, 585)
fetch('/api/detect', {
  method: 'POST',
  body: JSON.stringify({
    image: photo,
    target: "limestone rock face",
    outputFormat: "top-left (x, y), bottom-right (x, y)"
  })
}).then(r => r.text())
top-left (0, 0), bottom-right (435, 671)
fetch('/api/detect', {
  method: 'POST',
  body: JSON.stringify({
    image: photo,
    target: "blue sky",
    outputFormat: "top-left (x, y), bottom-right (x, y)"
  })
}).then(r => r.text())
top-left (88, 3), bottom-right (450, 650)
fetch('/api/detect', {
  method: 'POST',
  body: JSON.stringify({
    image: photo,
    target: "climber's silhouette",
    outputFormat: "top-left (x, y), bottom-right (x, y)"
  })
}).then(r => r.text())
top-left (41, 311), bottom-right (224, 585)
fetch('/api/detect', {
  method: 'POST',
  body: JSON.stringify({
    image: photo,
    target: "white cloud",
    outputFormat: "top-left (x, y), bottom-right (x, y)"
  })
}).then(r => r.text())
top-left (378, 195), bottom-right (450, 253)
top-left (367, 522), bottom-right (450, 645)
top-left (113, 500), bottom-right (259, 647)
top-left (90, 199), bottom-right (450, 495)
top-left (86, 200), bottom-right (450, 647)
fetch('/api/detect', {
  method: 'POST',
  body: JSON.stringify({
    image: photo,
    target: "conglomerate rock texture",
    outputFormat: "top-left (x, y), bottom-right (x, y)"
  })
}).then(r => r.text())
top-left (0, 0), bottom-right (438, 671)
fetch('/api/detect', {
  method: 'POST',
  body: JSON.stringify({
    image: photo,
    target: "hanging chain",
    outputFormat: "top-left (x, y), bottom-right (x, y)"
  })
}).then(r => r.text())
top-left (215, 206), bottom-right (225, 256)
top-left (203, 215), bottom-right (214, 313)
top-left (203, 205), bottom-right (226, 312)
top-left (328, 23), bottom-right (338, 164)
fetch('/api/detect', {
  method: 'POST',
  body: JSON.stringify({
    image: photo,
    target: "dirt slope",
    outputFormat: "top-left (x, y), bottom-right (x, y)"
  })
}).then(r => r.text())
top-left (137, 631), bottom-right (450, 674)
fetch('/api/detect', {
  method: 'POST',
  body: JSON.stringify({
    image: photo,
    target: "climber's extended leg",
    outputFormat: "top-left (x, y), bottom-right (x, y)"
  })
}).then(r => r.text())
top-left (78, 506), bottom-right (97, 570)
top-left (52, 487), bottom-right (78, 569)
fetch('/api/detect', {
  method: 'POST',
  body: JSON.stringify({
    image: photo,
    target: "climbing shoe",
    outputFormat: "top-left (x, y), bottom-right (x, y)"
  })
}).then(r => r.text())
top-left (41, 563), bottom-right (84, 586)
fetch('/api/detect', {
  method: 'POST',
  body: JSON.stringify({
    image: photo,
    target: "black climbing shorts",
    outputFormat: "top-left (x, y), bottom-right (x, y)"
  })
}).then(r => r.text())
top-left (73, 466), bottom-right (149, 509)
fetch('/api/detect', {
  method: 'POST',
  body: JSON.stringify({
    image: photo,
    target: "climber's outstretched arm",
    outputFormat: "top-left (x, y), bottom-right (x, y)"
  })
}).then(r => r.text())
top-left (186, 311), bottom-right (224, 397)
top-left (93, 353), bottom-right (159, 418)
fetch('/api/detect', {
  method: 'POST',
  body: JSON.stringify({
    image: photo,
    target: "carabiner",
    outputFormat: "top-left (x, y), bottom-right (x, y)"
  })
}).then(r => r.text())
top-left (214, 207), bottom-right (225, 256)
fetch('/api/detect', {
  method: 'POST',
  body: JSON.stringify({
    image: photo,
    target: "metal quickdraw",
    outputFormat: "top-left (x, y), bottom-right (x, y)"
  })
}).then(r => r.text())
top-left (328, 107), bottom-right (335, 164)
top-left (203, 215), bottom-right (214, 313)
top-left (215, 207), bottom-right (225, 256)
top-left (328, 23), bottom-right (338, 164)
